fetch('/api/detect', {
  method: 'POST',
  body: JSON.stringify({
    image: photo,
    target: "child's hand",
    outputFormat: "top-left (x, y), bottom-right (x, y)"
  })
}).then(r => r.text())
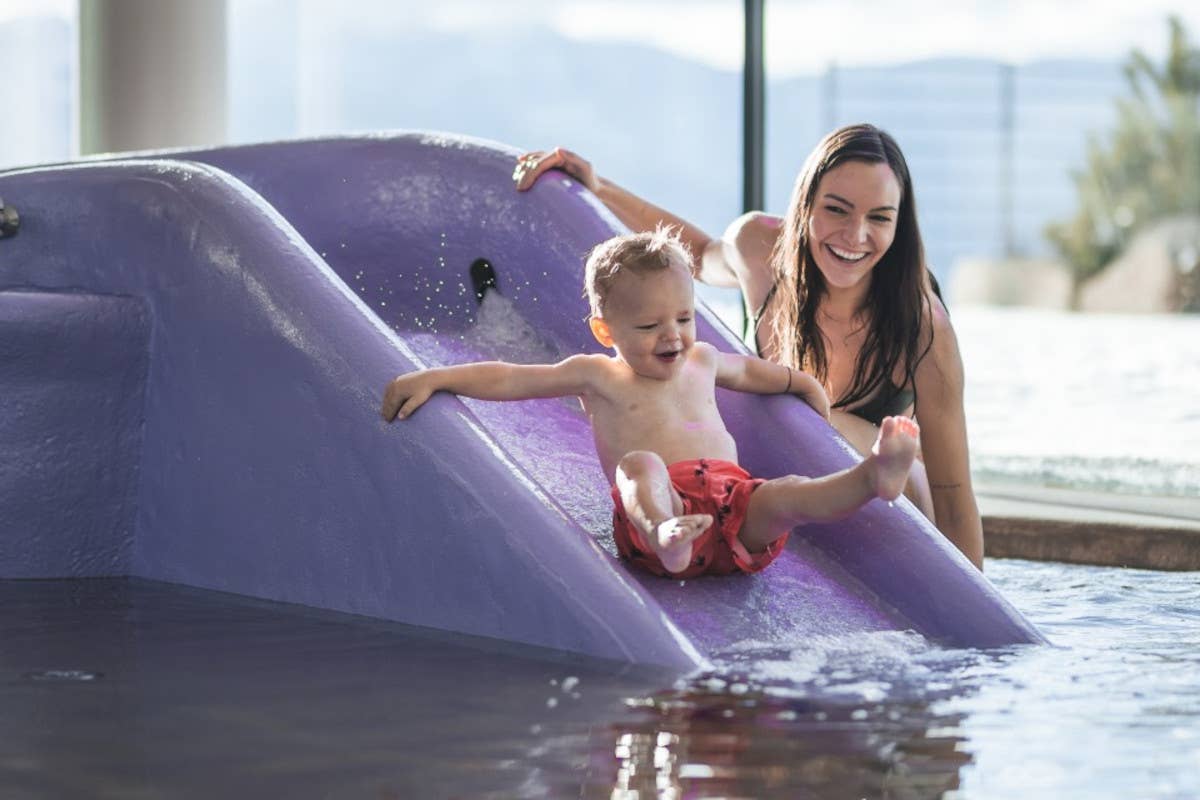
top-left (381, 372), bottom-right (435, 422)
top-left (793, 371), bottom-right (831, 421)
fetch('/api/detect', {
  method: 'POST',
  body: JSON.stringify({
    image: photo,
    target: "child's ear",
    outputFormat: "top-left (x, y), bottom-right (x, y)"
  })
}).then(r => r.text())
top-left (589, 316), bottom-right (614, 347)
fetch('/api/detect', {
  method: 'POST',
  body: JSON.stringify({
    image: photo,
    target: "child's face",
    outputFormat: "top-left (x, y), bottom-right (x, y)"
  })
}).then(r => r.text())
top-left (594, 263), bottom-right (696, 380)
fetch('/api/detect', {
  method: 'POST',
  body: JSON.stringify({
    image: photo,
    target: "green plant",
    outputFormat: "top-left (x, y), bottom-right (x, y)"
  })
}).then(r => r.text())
top-left (1046, 15), bottom-right (1200, 308)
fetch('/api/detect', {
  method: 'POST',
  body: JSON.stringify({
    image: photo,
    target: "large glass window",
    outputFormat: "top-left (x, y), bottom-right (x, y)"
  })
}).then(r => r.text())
top-left (761, 1), bottom-right (1165, 282)
top-left (228, 0), bottom-right (743, 239)
top-left (0, 0), bottom-right (76, 170)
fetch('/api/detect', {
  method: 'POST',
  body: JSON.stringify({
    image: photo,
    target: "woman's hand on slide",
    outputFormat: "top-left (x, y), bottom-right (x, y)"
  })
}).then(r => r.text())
top-left (512, 147), bottom-right (599, 193)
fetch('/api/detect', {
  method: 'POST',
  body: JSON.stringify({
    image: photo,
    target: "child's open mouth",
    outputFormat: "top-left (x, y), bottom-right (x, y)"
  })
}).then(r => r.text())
top-left (655, 350), bottom-right (681, 363)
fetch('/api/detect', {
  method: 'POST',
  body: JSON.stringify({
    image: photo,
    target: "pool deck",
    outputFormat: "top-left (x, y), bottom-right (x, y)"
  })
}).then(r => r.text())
top-left (977, 483), bottom-right (1200, 571)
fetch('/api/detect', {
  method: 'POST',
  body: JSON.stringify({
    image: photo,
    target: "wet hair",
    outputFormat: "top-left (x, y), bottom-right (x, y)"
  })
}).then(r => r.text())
top-left (767, 123), bottom-right (935, 412)
top-left (584, 226), bottom-right (692, 316)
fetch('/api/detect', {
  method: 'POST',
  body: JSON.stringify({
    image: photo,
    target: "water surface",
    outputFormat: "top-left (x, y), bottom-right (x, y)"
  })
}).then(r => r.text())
top-left (6, 559), bottom-right (1197, 798)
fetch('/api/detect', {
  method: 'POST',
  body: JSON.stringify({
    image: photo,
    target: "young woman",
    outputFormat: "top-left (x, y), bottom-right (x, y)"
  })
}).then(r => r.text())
top-left (514, 124), bottom-right (983, 569)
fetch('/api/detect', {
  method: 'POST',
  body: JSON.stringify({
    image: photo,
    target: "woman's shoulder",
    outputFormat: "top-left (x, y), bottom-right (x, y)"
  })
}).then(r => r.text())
top-left (706, 212), bottom-right (782, 305)
top-left (914, 285), bottom-right (965, 387)
top-left (924, 286), bottom-right (958, 348)
top-left (722, 211), bottom-right (784, 252)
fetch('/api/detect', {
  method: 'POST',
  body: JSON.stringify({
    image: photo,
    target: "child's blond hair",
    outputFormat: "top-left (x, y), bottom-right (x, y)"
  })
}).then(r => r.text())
top-left (584, 227), bottom-right (693, 316)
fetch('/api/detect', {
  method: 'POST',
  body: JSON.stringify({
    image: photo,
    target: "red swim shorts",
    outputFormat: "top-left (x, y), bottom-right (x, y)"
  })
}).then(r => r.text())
top-left (611, 458), bottom-right (789, 579)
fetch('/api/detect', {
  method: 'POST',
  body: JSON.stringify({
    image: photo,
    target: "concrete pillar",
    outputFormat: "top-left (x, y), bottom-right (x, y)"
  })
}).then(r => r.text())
top-left (79, 0), bottom-right (227, 155)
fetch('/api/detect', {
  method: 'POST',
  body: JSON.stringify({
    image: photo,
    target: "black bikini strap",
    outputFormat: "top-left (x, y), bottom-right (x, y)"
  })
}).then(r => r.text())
top-left (749, 282), bottom-right (778, 333)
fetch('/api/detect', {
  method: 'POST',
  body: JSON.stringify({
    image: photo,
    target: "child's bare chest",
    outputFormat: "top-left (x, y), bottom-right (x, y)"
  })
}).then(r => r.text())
top-left (587, 364), bottom-right (720, 432)
top-left (620, 377), bottom-right (714, 420)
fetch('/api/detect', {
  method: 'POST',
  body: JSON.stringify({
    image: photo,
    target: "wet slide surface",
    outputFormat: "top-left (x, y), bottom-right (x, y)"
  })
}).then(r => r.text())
top-left (0, 134), bottom-right (1044, 669)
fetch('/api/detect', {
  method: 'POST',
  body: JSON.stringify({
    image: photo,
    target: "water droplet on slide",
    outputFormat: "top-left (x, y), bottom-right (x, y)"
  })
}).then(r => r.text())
top-left (25, 669), bottom-right (101, 682)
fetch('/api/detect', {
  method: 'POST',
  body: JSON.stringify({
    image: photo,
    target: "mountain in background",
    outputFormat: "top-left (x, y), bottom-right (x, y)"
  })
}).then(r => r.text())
top-left (229, 18), bottom-right (1124, 279)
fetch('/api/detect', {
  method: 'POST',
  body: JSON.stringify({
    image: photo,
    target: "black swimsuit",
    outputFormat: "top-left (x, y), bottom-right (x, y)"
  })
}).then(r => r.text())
top-left (743, 284), bottom-right (913, 426)
top-left (842, 383), bottom-right (914, 426)
top-left (741, 283), bottom-right (777, 352)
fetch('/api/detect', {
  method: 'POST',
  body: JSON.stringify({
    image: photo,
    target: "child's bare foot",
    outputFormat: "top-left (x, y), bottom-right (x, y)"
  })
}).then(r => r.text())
top-left (653, 514), bottom-right (713, 574)
top-left (869, 416), bottom-right (920, 501)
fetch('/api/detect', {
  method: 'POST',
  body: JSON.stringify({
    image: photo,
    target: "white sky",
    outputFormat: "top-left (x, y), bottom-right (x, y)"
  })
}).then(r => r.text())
top-left (0, 0), bottom-right (72, 22)
top-left (5, 0), bottom-right (1200, 77)
top-left (433, 0), bottom-right (1200, 75)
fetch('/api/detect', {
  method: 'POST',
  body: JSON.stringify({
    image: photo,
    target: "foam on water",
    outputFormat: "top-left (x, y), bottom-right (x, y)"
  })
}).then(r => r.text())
top-left (972, 452), bottom-right (1200, 496)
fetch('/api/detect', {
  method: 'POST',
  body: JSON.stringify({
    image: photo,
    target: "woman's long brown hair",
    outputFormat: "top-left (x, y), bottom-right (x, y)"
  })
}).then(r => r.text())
top-left (767, 124), bottom-right (935, 413)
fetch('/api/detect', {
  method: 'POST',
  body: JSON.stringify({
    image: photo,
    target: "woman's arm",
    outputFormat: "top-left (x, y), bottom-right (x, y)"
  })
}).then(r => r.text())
top-left (913, 302), bottom-right (984, 569)
top-left (708, 212), bottom-right (784, 318)
top-left (514, 149), bottom-right (782, 322)
top-left (513, 147), bottom-right (730, 284)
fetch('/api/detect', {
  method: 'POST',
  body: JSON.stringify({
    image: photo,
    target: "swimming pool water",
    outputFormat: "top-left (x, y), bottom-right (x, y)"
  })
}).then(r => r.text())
top-left (940, 559), bottom-right (1200, 798)
top-left (956, 306), bottom-right (1200, 499)
top-left (6, 559), bottom-right (1197, 798)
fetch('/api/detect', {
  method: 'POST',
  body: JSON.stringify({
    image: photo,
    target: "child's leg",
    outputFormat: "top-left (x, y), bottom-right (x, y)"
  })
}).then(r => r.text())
top-left (739, 416), bottom-right (920, 552)
top-left (616, 451), bottom-right (713, 575)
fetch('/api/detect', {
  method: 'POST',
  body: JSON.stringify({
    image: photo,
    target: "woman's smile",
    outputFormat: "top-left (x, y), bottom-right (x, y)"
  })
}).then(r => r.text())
top-left (826, 244), bottom-right (870, 263)
top-left (808, 160), bottom-right (901, 289)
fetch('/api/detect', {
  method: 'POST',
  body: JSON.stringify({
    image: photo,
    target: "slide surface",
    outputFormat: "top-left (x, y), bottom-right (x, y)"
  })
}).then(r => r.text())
top-left (0, 134), bottom-right (1044, 669)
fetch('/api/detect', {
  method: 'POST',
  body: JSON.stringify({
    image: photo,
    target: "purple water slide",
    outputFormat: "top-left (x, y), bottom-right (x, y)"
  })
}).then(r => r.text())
top-left (0, 133), bottom-right (1044, 669)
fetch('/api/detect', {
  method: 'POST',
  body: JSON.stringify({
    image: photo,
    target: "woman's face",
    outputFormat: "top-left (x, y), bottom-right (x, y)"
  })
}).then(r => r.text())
top-left (806, 160), bottom-right (902, 293)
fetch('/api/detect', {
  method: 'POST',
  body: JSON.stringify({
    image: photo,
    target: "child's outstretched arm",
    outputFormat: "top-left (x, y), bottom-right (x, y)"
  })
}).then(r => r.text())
top-left (714, 351), bottom-right (831, 420)
top-left (381, 355), bottom-right (599, 422)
